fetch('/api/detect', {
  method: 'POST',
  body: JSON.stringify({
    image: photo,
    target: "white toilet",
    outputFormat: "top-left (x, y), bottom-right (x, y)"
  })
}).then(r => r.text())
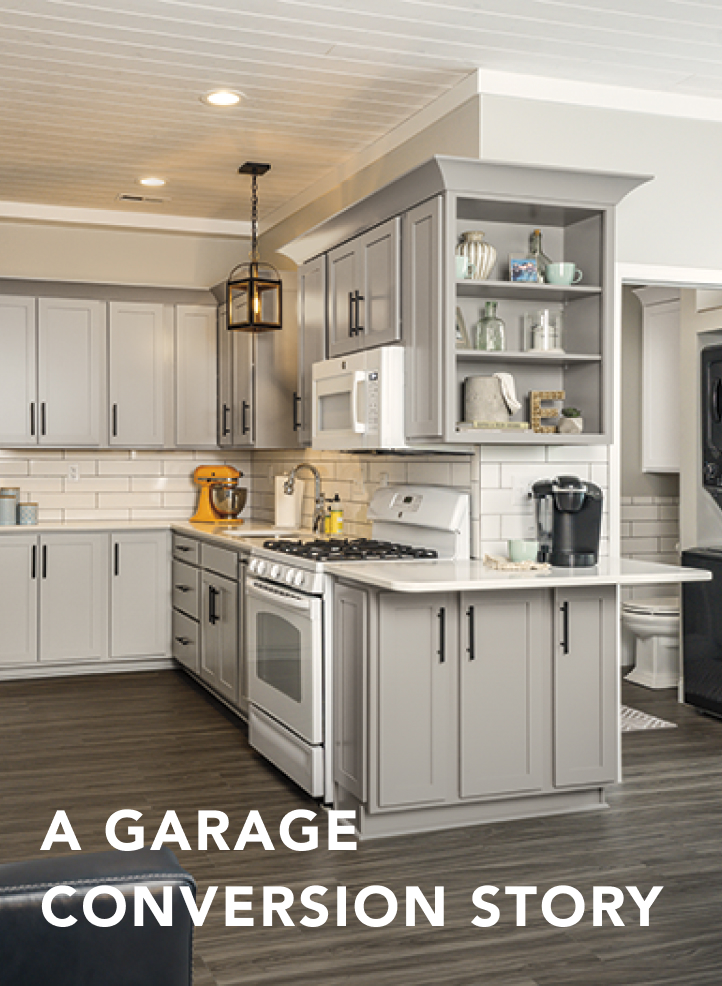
top-left (622, 596), bottom-right (681, 689)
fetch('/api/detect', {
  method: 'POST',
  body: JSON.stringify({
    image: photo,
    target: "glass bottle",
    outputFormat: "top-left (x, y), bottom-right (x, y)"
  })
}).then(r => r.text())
top-left (475, 301), bottom-right (506, 351)
top-left (527, 229), bottom-right (552, 283)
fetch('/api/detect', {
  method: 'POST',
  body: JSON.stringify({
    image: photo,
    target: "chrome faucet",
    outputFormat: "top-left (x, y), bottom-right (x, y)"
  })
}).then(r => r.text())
top-left (284, 463), bottom-right (326, 533)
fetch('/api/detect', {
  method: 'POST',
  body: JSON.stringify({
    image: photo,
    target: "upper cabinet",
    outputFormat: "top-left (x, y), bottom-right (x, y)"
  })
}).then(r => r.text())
top-left (0, 296), bottom-right (105, 448)
top-left (108, 301), bottom-right (167, 447)
top-left (296, 256), bottom-right (326, 446)
top-left (280, 156), bottom-right (650, 448)
top-left (175, 305), bottom-right (218, 449)
top-left (327, 217), bottom-right (400, 358)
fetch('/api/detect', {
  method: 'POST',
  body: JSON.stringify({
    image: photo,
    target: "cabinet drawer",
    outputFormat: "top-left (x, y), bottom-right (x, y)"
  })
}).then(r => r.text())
top-left (200, 542), bottom-right (238, 580)
top-left (172, 609), bottom-right (199, 673)
top-left (173, 534), bottom-right (200, 565)
top-left (172, 560), bottom-right (201, 619)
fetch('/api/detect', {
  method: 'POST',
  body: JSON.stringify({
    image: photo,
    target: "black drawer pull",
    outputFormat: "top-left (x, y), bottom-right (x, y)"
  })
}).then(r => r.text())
top-left (41, 544), bottom-right (47, 579)
top-left (30, 402), bottom-right (36, 437)
top-left (175, 636), bottom-right (192, 647)
top-left (175, 545), bottom-right (192, 553)
top-left (560, 601), bottom-right (570, 654)
top-left (175, 584), bottom-right (191, 593)
top-left (467, 606), bottom-right (475, 660)
top-left (438, 607), bottom-right (446, 663)
top-left (41, 402), bottom-right (47, 436)
top-left (114, 542), bottom-right (120, 576)
top-left (241, 400), bottom-right (250, 436)
top-left (31, 544), bottom-right (36, 580)
top-left (222, 403), bottom-right (231, 437)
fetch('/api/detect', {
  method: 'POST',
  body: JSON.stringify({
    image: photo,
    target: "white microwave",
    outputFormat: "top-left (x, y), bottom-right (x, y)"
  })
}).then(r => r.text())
top-left (312, 346), bottom-right (405, 450)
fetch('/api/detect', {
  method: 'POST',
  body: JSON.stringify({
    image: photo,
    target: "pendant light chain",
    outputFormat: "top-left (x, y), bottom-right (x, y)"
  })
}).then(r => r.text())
top-left (250, 172), bottom-right (259, 262)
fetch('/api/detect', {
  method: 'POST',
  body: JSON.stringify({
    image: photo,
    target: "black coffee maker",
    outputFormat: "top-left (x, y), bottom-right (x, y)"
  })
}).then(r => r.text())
top-left (531, 475), bottom-right (603, 567)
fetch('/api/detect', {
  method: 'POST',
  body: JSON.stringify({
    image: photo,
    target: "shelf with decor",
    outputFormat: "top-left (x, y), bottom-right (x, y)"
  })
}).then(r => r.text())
top-left (455, 350), bottom-right (601, 365)
top-left (455, 279), bottom-right (602, 303)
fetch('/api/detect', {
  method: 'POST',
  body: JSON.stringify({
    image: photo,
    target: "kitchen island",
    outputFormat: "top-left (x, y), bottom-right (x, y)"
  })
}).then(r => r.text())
top-left (330, 558), bottom-right (710, 839)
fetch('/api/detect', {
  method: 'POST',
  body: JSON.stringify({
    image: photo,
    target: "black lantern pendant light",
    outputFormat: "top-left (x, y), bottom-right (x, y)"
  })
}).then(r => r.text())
top-left (227, 162), bottom-right (282, 332)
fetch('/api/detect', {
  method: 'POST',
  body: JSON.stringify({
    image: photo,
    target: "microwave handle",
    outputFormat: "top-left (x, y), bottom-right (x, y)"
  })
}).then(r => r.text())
top-left (350, 370), bottom-right (367, 434)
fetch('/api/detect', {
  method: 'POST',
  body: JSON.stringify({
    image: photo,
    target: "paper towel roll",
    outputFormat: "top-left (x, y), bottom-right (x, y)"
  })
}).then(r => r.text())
top-left (275, 475), bottom-right (305, 529)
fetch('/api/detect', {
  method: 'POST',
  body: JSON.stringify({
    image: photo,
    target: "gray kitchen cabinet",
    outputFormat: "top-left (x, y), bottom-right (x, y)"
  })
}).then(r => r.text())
top-left (376, 591), bottom-right (456, 809)
top-left (108, 301), bottom-right (168, 447)
top-left (296, 256), bottom-right (326, 446)
top-left (175, 305), bottom-right (217, 448)
top-left (333, 581), bottom-right (367, 801)
top-left (38, 298), bottom-right (105, 446)
top-left (39, 533), bottom-right (108, 663)
top-left (460, 590), bottom-right (545, 798)
top-left (403, 197), bottom-right (444, 441)
top-left (0, 296), bottom-right (36, 446)
top-left (553, 585), bottom-right (617, 788)
top-left (172, 609), bottom-right (200, 674)
top-left (110, 532), bottom-right (169, 659)
top-left (201, 570), bottom-right (239, 705)
top-left (327, 217), bottom-right (400, 358)
top-left (217, 301), bottom-right (297, 449)
top-left (0, 536), bottom-right (38, 665)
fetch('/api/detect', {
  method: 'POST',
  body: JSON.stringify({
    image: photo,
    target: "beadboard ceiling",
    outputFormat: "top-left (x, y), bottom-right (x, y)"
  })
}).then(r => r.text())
top-left (2, 0), bottom-right (722, 226)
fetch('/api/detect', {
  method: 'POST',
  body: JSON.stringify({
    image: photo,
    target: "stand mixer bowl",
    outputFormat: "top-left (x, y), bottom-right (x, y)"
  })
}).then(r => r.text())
top-left (210, 483), bottom-right (247, 519)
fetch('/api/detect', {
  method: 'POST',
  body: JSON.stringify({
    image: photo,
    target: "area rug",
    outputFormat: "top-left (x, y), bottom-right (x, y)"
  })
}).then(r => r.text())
top-left (620, 705), bottom-right (677, 733)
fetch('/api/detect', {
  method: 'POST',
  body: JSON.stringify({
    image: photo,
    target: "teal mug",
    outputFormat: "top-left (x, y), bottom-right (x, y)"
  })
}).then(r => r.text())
top-left (545, 262), bottom-right (582, 286)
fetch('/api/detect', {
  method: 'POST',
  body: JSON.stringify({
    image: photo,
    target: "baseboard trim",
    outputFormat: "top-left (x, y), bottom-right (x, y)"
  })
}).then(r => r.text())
top-left (0, 657), bottom-right (175, 681)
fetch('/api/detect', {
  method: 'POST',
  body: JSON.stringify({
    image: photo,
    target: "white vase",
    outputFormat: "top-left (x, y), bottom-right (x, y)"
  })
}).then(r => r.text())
top-left (558, 417), bottom-right (584, 435)
top-left (457, 231), bottom-right (496, 281)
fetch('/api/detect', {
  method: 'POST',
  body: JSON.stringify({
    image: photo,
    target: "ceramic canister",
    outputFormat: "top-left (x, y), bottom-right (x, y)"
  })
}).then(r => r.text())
top-left (17, 502), bottom-right (38, 525)
top-left (0, 493), bottom-right (17, 526)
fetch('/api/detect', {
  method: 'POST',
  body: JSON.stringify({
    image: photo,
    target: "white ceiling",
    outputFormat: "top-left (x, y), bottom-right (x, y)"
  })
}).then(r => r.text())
top-left (2, 0), bottom-right (722, 226)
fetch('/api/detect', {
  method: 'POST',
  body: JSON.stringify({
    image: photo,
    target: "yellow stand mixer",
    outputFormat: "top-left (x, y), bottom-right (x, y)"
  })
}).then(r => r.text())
top-left (191, 465), bottom-right (247, 524)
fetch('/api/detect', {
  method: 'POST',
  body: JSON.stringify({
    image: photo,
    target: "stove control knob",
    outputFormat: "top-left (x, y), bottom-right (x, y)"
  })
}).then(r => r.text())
top-left (249, 558), bottom-right (257, 573)
top-left (270, 564), bottom-right (281, 579)
top-left (294, 571), bottom-right (306, 587)
top-left (256, 560), bottom-right (266, 576)
top-left (285, 569), bottom-right (296, 584)
top-left (705, 462), bottom-right (718, 483)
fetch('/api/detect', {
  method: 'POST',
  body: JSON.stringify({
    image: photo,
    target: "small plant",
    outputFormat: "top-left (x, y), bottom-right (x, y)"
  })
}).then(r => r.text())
top-left (562, 407), bottom-right (581, 418)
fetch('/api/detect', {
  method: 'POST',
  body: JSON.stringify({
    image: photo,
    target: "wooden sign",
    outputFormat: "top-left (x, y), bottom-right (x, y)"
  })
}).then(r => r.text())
top-left (530, 390), bottom-right (565, 434)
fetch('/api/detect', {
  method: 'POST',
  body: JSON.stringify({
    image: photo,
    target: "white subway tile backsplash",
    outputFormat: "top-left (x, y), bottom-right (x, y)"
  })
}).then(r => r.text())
top-left (480, 515), bottom-right (502, 540)
top-left (480, 446), bottom-right (546, 463)
top-left (546, 446), bottom-right (608, 462)
top-left (621, 505), bottom-right (658, 521)
top-left (68, 477), bottom-right (131, 493)
top-left (39, 493), bottom-right (97, 510)
top-left (30, 459), bottom-right (94, 477)
top-left (479, 463), bottom-right (501, 487)
top-left (98, 459), bottom-right (164, 476)
top-left (0, 461), bottom-right (30, 477)
top-left (407, 461), bottom-right (452, 485)
top-left (98, 492), bottom-right (163, 509)
top-left (131, 477), bottom-right (193, 493)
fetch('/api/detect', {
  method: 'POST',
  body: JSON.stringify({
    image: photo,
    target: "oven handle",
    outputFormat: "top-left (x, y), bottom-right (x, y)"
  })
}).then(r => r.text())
top-left (246, 578), bottom-right (313, 611)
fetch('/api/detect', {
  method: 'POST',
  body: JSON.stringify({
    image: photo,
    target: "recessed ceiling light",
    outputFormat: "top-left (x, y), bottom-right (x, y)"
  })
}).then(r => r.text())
top-left (201, 89), bottom-right (244, 107)
top-left (137, 177), bottom-right (166, 187)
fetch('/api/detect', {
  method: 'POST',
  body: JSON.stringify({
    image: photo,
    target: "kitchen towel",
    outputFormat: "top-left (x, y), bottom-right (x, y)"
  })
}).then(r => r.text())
top-left (275, 475), bottom-right (305, 529)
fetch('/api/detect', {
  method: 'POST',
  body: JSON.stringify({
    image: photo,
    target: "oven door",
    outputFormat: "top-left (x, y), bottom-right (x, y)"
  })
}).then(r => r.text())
top-left (246, 576), bottom-right (323, 745)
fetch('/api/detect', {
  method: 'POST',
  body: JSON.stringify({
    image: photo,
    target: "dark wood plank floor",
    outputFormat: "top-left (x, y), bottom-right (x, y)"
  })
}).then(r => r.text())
top-left (2, 669), bottom-right (722, 985)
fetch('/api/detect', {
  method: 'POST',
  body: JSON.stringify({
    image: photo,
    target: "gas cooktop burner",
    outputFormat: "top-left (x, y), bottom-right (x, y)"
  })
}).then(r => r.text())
top-left (262, 537), bottom-right (438, 562)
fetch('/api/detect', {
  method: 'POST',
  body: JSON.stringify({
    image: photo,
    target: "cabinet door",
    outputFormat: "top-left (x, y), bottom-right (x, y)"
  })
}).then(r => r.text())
top-left (554, 586), bottom-right (617, 787)
top-left (0, 536), bottom-right (38, 665)
top-left (0, 297), bottom-right (37, 446)
top-left (297, 258), bottom-right (326, 446)
top-left (175, 305), bottom-right (217, 448)
top-left (201, 571), bottom-right (238, 705)
top-left (403, 197), bottom-right (444, 440)
top-left (327, 241), bottom-right (358, 358)
top-left (460, 590), bottom-right (545, 799)
top-left (37, 298), bottom-right (105, 446)
top-left (39, 534), bottom-right (108, 663)
top-left (334, 582), bottom-right (367, 801)
top-left (217, 305), bottom-right (234, 446)
top-left (109, 301), bottom-right (166, 447)
top-left (232, 331), bottom-right (254, 447)
top-left (358, 217), bottom-right (401, 349)
top-left (111, 532), bottom-right (169, 658)
top-left (376, 592), bottom-right (455, 809)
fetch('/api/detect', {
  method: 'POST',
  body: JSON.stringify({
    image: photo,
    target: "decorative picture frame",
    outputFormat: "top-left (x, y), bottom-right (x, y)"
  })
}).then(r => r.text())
top-left (455, 306), bottom-right (471, 349)
top-left (509, 256), bottom-right (538, 282)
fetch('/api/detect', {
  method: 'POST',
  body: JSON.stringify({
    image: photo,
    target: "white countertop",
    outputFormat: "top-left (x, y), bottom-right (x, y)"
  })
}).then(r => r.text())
top-left (326, 556), bottom-right (712, 592)
top-left (0, 518), bottom-right (301, 539)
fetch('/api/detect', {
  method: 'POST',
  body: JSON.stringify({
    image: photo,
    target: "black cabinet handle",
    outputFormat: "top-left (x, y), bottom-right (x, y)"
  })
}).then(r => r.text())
top-left (466, 606), bottom-right (475, 661)
top-left (292, 391), bottom-right (301, 432)
top-left (175, 636), bottom-right (192, 647)
top-left (175, 584), bottom-right (191, 593)
top-left (209, 585), bottom-right (218, 625)
top-left (355, 291), bottom-right (364, 334)
top-left (30, 402), bottom-right (35, 437)
top-left (438, 607), bottom-right (446, 663)
top-left (241, 400), bottom-right (250, 436)
top-left (112, 403), bottom-right (119, 438)
top-left (175, 545), bottom-right (191, 553)
top-left (41, 544), bottom-right (47, 579)
top-left (31, 544), bottom-right (36, 580)
top-left (222, 403), bottom-right (231, 437)
top-left (348, 291), bottom-right (355, 336)
top-left (114, 542), bottom-right (120, 576)
top-left (40, 402), bottom-right (46, 437)
top-left (560, 601), bottom-right (570, 654)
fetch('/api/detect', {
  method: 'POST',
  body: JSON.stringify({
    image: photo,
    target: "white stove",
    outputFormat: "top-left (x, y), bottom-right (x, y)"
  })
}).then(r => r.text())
top-left (245, 485), bottom-right (470, 802)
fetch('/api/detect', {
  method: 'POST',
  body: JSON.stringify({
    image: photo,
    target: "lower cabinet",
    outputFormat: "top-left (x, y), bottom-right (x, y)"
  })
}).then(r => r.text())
top-left (110, 532), bottom-right (169, 659)
top-left (0, 530), bottom-right (170, 672)
top-left (171, 533), bottom-right (246, 715)
top-left (336, 582), bottom-right (618, 823)
top-left (201, 571), bottom-right (238, 705)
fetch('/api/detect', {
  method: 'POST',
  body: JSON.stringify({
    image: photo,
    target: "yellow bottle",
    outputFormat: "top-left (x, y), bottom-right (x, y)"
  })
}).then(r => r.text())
top-left (329, 494), bottom-right (343, 535)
